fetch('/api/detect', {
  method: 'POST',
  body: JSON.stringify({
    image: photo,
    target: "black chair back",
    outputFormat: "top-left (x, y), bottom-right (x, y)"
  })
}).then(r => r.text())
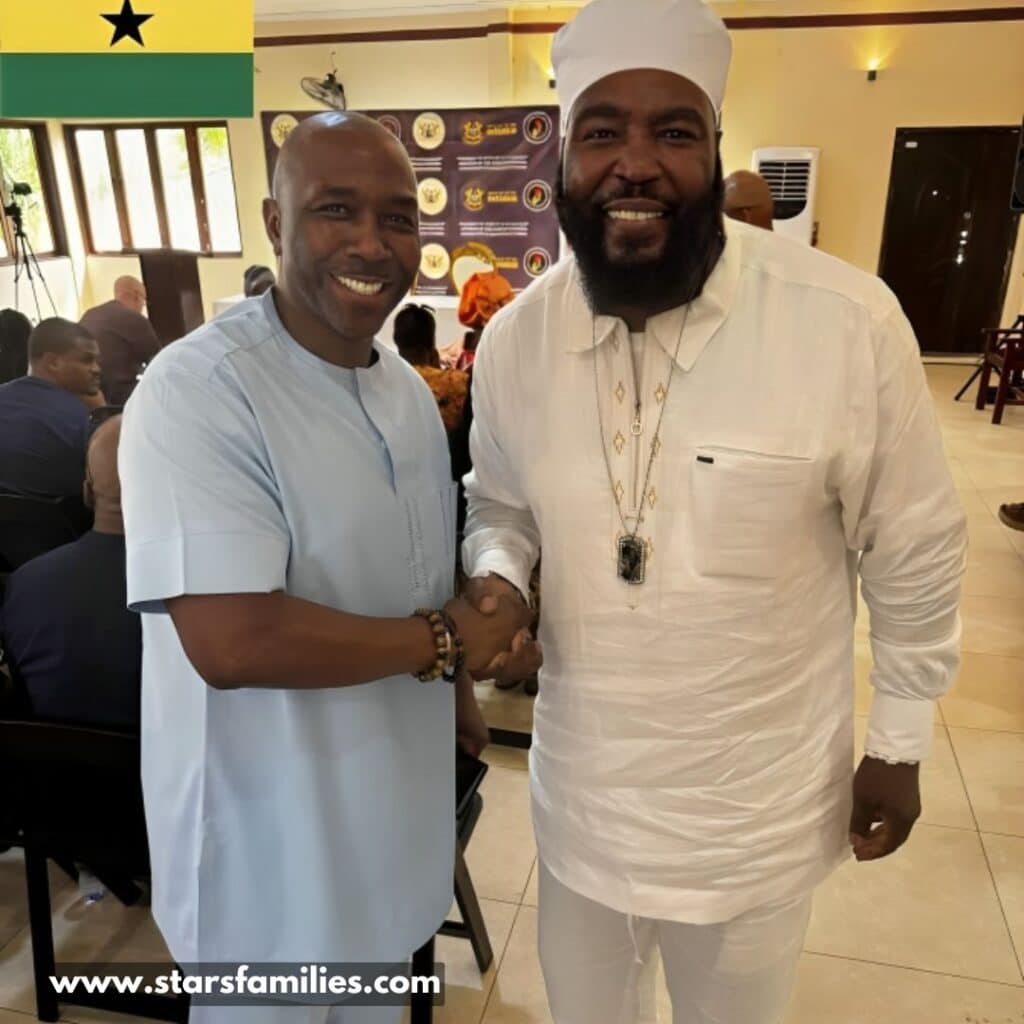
top-left (0, 494), bottom-right (85, 571)
top-left (0, 719), bottom-right (148, 872)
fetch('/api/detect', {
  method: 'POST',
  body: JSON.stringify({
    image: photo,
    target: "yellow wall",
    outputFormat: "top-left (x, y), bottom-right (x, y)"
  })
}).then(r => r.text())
top-left (21, 1), bottom-right (1024, 325)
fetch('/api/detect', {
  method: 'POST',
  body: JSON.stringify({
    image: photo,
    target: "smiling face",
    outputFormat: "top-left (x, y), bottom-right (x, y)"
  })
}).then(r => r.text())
top-left (558, 68), bottom-right (724, 320)
top-left (263, 114), bottom-right (421, 359)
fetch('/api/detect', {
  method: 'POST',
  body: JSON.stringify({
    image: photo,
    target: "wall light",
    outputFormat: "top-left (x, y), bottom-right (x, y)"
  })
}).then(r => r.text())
top-left (866, 57), bottom-right (881, 82)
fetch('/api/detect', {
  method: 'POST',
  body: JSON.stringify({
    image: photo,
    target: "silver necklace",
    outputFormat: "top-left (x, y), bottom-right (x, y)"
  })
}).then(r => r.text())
top-left (592, 308), bottom-right (690, 584)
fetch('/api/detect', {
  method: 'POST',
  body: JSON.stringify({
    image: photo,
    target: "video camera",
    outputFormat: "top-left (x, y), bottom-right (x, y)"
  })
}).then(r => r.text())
top-left (2, 182), bottom-right (32, 225)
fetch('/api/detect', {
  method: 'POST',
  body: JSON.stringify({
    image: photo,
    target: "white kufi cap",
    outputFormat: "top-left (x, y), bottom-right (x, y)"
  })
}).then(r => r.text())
top-left (552, 0), bottom-right (732, 130)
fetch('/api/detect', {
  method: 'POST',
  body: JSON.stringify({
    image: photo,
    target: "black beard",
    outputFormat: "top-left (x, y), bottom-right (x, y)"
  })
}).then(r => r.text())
top-left (556, 165), bottom-right (725, 317)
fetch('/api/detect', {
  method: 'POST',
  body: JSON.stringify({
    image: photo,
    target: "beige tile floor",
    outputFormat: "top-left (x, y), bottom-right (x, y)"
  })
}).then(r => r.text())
top-left (0, 364), bottom-right (1022, 1023)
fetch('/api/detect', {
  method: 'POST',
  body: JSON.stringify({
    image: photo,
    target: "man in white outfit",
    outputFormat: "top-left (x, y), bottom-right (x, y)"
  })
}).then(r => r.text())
top-left (461, 1), bottom-right (968, 1021)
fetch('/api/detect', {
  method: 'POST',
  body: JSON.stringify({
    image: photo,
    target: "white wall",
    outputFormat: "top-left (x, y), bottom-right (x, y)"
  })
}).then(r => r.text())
top-left (0, 257), bottom-right (79, 321)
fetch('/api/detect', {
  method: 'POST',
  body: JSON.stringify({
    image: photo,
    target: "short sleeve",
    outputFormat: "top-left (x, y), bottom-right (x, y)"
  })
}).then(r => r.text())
top-left (119, 354), bottom-right (290, 613)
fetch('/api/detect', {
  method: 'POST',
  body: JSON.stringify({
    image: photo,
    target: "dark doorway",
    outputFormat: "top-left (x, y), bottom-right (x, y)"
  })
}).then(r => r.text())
top-left (878, 126), bottom-right (1020, 355)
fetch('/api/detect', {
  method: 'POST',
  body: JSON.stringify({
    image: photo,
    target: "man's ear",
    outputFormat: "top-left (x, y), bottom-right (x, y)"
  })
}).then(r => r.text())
top-left (83, 473), bottom-right (95, 510)
top-left (263, 198), bottom-right (283, 257)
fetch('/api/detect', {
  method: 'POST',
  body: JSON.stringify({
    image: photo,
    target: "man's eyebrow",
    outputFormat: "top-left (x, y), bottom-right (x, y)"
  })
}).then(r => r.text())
top-left (310, 185), bottom-right (418, 208)
top-left (573, 102), bottom-right (625, 124)
top-left (650, 106), bottom-right (707, 130)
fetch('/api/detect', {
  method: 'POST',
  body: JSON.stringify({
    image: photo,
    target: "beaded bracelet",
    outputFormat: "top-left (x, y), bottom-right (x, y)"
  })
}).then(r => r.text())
top-left (413, 608), bottom-right (450, 682)
top-left (437, 608), bottom-right (466, 683)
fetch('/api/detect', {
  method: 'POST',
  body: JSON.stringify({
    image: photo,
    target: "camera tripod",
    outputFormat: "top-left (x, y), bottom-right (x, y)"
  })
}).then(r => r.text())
top-left (4, 200), bottom-right (57, 322)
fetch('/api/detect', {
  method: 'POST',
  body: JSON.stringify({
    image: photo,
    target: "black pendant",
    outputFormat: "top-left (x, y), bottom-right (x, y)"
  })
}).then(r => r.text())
top-left (617, 535), bottom-right (646, 585)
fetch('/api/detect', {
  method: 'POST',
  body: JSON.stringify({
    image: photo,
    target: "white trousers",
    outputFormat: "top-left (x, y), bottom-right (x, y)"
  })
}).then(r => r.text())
top-left (537, 861), bottom-right (812, 1024)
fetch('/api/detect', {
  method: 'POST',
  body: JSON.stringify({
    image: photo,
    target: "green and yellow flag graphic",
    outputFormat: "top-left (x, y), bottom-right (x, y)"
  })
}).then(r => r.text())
top-left (0, 0), bottom-right (253, 117)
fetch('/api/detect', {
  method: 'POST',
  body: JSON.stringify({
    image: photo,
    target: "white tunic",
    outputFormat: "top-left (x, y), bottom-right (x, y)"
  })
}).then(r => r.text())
top-left (463, 219), bottom-right (967, 924)
top-left (120, 292), bottom-right (457, 964)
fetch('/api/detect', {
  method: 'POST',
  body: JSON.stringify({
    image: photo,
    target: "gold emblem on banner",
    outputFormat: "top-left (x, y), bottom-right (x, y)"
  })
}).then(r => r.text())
top-left (462, 119), bottom-right (484, 145)
top-left (419, 244), bottom-right (451, 280)
top-left (418, 178), bottom-right (448, 217)
top-left (463, 185), bottom-right (486, 213)
top-left (413, 112), bottom-right (445, 151)
top-left (270, 114), bottom-right (299, 148)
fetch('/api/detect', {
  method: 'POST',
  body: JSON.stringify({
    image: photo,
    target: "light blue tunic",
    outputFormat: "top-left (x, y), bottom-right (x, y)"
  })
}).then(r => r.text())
top-left (119, 291), bottom-right (456, 965)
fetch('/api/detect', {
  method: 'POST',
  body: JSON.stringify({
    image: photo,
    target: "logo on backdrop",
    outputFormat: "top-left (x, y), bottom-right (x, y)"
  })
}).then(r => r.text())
top-left (413, 112), bottom-right (445, 151)
top-left (270, 114), bottom-right (299, 148)
top-left (419, 243), bottom-right (451, 280)
top-left (418, 178), bottom-right (448, 216)
top-left (524, 246), bottom-right (552, 277)
top-left (462, 119), bottom-right (485, 146)
top-left (377, 115), bottom-right (402, 140)
top-left (524, 111), bottom-right (553, 145)
top-left (462, 182), bottom-right (486, 213)
top-left (523, 180), bottom-right (552, 212)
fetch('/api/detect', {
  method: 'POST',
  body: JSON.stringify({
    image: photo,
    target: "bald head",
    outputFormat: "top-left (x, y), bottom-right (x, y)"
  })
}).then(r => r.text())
top-left (262, 109), bottom-right (422, 364)
top-left (85, 414), bottom-right (124, 533)
top-left (723, 170), bottom-right (774, 231)
top-left (114, 275), bottom-right (147, 314)
top-left (271, 111), bottom-right (413, 202)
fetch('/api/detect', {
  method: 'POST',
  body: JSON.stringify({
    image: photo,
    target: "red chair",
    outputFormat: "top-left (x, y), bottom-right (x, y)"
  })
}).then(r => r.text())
top-left (975, 316), bottom-right (1024, 424)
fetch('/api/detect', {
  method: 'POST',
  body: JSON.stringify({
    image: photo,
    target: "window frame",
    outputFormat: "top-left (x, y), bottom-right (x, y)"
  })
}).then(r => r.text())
top-left (65, 121), bottom-right (242, 258)
top-left (0, 119), bottom-right (68, 265)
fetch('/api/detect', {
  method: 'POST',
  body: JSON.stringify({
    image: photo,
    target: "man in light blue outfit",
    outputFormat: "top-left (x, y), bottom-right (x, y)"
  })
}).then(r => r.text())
top-left (119, 112), bottom-right (528, 1024)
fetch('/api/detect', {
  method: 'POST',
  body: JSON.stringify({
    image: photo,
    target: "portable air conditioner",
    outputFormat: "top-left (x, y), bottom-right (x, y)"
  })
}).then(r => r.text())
top-left (752, 147), bottom-right (820, 244)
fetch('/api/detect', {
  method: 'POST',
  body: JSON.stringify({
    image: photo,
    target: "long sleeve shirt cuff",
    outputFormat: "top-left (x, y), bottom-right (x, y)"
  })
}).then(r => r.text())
top-left (865, 694), bottom-right (937, 763)
top-left (465, 549), bottom-right (532, 604)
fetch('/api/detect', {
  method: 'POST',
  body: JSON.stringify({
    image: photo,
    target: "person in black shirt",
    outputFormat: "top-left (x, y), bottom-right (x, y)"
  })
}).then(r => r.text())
top-left (0, 414), bottom-right (140, 728)
top-left (79, 277), bottom-right (161, 406)
top-left (0, 318), bottom-right (102, 499)
top-left (0, 308), bottom-right (31, 385)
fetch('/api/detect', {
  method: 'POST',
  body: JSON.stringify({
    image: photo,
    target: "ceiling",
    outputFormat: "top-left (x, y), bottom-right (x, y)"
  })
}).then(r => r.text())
top-left (254, 0), bottom-right (587, 22)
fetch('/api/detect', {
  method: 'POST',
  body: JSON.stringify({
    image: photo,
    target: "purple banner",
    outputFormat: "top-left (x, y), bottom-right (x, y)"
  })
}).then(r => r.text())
top-left (261, 106), bottom-right (561, 296)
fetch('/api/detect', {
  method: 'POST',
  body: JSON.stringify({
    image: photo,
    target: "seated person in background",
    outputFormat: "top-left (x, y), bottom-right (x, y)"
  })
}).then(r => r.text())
top-left (394, 303), bottom-right (468, 432)
top-left (0, 308), bottom-right (31, 385)
top-left (80, 275), bottom-right (161, 406)
top-left (0, 414), bottom-right (140, 729)
top-left (0, 318), bottom-right (101, 499)
top-left (723, 169), bottom-right (775, 230)
top-left (243, 264), bottom-right (276, 297)
top-left (451, 269), bottom-right (514, 370)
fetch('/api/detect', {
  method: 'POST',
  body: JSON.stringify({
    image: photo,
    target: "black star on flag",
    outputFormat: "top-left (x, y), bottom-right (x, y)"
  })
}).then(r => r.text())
top-left (102, 0), bottom-right (154, 47)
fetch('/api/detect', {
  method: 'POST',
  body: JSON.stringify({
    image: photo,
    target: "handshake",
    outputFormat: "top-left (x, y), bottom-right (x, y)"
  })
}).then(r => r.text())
top-left (443, 574), bottom-right (543, 685)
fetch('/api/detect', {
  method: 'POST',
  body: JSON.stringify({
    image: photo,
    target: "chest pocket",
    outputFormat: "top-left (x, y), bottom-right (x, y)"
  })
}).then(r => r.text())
top-left (405, 482), bottom-right (458, 605)
top-left (689, 445), bottom-right (814, 580)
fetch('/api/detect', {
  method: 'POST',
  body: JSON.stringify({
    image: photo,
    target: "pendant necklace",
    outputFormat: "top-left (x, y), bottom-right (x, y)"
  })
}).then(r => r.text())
top-left (592, 307), bottom-right (690, 584)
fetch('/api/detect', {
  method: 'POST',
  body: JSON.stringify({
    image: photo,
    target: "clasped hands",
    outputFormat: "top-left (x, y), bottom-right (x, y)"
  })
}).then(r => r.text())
top-left (443, 574), bottom-right (543, 685)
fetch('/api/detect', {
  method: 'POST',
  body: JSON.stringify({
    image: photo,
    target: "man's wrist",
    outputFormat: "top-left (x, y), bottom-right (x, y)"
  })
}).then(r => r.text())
top-left (484, 571), bottom-right (530, 608)
top-left (409, 614), bottom-right (442, 678)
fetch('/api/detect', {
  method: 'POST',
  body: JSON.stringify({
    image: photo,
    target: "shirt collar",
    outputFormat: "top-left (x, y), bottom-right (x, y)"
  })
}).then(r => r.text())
top-left (564, 216), bottom-right (743, 373)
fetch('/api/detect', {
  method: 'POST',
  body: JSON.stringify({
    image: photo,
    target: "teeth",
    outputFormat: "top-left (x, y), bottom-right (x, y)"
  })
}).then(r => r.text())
top-left (607, 210), bottom-right (663, 222)
top-left (336, 276), bottom-right (384, 296)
